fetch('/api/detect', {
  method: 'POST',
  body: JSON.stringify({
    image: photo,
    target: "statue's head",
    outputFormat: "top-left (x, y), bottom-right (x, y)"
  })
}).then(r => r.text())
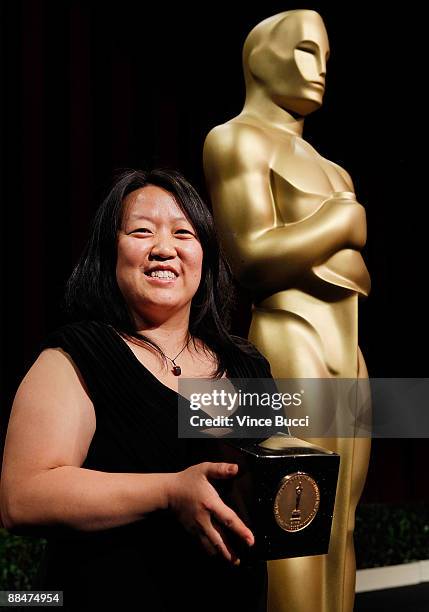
top-left (243, 9), bottom-right (330, 116)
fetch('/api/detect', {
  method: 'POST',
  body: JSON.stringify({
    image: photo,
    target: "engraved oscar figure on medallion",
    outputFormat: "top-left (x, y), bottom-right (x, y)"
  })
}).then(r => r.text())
top-left (291, 482), bottom-right (303, 525)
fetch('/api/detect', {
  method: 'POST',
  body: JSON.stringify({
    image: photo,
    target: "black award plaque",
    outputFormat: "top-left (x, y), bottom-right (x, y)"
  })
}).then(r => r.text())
top-left (214, 433), bottom-right (340, 561)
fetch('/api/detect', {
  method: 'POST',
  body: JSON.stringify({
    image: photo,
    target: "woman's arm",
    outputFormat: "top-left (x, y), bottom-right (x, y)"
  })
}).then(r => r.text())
top-left (0, 348), bottom-right (252, 563)
top-left (0, 348), bottom-right (172, 532)
top-left (2, 465), bottom-right (174, 533)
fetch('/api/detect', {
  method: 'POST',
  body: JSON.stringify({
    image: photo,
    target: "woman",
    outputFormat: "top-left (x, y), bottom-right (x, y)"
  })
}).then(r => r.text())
top-left (0, 168), bottom-right (272, 611)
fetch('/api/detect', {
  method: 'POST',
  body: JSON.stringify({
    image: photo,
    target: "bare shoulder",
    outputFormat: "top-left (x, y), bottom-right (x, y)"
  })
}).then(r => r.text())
top-left (16, 347), bottom-right (94, 413)
top-left (3, 348), bottom-right (96, 480)
top-left (204, 119), bottom-right (272, 173)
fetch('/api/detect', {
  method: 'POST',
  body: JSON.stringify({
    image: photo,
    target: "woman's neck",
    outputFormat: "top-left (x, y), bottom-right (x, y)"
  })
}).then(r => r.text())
top-left (133, 309), bottom-right (192, 356)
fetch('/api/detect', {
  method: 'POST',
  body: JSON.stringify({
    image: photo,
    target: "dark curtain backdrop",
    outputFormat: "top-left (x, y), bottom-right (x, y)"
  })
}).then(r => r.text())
top-left (1, 1), bottom-right (427, 503)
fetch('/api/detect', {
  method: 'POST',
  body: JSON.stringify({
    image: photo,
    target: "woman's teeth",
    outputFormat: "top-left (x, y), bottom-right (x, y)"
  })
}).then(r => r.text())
top-left (149, 270), bottom-right (176, 279)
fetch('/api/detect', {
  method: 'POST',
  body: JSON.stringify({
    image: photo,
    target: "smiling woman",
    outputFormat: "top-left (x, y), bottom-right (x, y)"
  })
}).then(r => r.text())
top-left (0, 168), bottom-right (272, 611)
top-left (62, 168), bottom-right (258, 386)
top-left (117, 185), bottom-right (204, 338)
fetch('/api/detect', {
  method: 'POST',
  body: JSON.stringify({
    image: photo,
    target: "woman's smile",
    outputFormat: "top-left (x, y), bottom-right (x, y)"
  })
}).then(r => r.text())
top-left (116, 184), bottom-right (203, 322)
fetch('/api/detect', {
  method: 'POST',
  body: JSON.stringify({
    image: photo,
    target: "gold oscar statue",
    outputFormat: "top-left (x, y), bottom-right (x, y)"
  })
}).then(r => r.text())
top-left (203, 9), bottom-right (371, 612)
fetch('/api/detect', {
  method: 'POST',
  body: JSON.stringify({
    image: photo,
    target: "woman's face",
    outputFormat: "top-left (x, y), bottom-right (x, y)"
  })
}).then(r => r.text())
top-left (116, 185), bottom-right (203, 325)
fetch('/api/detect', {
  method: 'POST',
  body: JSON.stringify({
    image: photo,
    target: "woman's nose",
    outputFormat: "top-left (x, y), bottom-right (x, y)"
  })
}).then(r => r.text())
top-left (150, 235), bottom-right (176, 259)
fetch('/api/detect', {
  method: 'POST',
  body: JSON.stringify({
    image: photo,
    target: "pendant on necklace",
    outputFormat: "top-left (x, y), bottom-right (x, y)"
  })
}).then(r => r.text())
top-left (172, 365), bottom-right (182, 376)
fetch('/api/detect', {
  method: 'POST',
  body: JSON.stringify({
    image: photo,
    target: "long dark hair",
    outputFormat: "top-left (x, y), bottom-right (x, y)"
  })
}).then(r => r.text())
top-left (63, 168), bottom-right (259, 377)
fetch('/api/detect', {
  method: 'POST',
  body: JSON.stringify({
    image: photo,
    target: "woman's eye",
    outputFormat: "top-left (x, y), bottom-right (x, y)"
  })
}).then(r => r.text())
top-left (175, 229), bottom-right (193, 235)
top-left (131, 228), bottom-right (152, 234)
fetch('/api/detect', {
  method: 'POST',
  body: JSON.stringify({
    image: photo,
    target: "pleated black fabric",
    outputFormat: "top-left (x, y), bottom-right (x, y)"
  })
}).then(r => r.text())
top-left (31, 319), bottom-right (272, 611)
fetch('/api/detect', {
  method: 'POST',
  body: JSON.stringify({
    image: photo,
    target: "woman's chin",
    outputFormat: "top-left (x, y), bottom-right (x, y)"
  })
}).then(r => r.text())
top-left (134, 298), bottom-right (191, 319)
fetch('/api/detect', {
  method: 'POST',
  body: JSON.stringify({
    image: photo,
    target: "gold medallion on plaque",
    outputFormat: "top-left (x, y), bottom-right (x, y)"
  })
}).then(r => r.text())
top-left (273, 472), bottom-right (320, 532)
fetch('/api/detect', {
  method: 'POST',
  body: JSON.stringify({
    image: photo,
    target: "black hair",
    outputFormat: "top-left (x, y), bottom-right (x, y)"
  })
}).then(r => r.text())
top-left (62, 167), bottom-right (259, 377)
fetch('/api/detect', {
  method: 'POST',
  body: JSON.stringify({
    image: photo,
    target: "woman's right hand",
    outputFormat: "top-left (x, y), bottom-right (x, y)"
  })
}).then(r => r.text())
top-left (166, 462), bottom-right (254, 565)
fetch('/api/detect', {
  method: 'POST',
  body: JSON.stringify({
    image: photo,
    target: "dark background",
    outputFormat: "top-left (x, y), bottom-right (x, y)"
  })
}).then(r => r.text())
top-left (0, 1), bottom-right (427, 503)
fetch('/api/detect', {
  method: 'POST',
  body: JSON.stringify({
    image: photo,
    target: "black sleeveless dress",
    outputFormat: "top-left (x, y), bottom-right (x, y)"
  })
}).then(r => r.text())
top-left (31, 319), bottom-right (271, 611)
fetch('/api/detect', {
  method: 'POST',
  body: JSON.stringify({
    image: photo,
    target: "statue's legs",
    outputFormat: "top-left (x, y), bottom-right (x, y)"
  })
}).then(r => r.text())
top-left (249, 310), bottom-right (371, 612)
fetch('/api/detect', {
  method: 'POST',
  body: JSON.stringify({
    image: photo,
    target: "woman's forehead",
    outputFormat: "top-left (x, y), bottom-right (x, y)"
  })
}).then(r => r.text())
top-left (122, 185), bottom-right (189, 223)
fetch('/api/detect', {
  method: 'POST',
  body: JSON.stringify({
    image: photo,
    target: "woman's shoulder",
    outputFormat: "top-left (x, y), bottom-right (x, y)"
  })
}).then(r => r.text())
top-left (35, 319), bottom-right (118, 398)
top-left (38, 319), bottom-right (109, 352)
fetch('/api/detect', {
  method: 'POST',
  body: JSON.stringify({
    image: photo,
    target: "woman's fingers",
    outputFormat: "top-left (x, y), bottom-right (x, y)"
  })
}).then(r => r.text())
top-left (202, 462), bottom-right (239, 480)
top-left (200, 461), bottom-right (255, 548)
top-left (174, 461), bottom-right (255, 563)
top-left (194, 512), bottom-right (241, 564)
top-left (203, 517), bottom-right (241, 565)
top-left (198, 532), bottom-right (218, 557)
top-left (209, 500), bottom-right (254, 547)
top-left (211, 517), bottom-right (242, 565)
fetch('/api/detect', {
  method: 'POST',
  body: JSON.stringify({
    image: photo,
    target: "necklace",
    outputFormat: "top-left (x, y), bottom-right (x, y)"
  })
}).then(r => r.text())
top-left (161, 335), bottom-right (191, 376)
